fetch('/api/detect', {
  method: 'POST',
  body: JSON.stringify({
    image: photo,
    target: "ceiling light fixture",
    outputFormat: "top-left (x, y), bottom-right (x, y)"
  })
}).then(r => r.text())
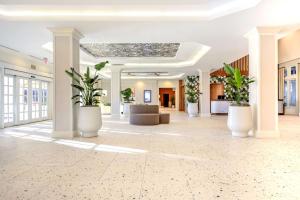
top-left (0, 1), bottom-right (261, 20)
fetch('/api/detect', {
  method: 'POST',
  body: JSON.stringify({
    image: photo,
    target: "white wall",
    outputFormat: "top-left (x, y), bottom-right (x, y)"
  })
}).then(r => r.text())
top-left (0, 46), bottom-right (52, 75)
top-left (279, 29), bottom-right (300, 64)
top-left (100, 79), bottom-right (180, 110)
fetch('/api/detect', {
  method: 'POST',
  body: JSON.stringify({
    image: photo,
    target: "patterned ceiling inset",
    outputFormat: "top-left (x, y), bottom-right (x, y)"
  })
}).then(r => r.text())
top-left (80, 43), bottom-right (180, 58)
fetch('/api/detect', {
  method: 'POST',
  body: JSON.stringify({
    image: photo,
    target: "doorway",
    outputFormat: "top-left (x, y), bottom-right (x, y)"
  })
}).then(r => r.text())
top-left (159, 88), bottom-right (175, 108)
top-left (284, 79), bottom-right (297, 115)
top-left (163, 94), bottom-right (169, 107)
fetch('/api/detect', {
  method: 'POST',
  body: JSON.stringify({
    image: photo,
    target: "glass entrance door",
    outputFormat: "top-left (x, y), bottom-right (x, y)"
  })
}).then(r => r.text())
top-left (31, 80), bottom-right (40, 120)
top-left (18, 78), bottom-right (29, 123)
top-left (3, 75), bottom-right (15, 126)
top-left (284, 79), bottom-right (298, 115)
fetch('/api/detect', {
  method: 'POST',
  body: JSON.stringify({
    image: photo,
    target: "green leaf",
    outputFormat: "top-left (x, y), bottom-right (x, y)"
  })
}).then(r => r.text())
top-left (71, 84), bottom-right (84, 91)
top-left (71, 94), bottom-right (82, 99)
top-left (74, 101), bottom-right (82, 105)
top-left (224, 64), bottom-right (235, 76)
top-left (234, 68), bottom-right (242, 89)
top-left (95, 61), bottom-right (108, 71)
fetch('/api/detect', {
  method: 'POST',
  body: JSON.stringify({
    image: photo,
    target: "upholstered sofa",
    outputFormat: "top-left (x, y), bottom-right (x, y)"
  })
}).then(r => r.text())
top-left (129, 105), bottom-right (170, 125)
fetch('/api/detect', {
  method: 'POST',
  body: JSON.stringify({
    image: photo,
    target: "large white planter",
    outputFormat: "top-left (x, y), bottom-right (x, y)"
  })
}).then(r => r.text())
top-left (78, 106), bottom-right (102, 137)
top-left (123, 102), bottom-right (132, 116)
top-left (227, 105), bottom-right (253, 137)
top-left (187, 102), bottom-right (198, 117)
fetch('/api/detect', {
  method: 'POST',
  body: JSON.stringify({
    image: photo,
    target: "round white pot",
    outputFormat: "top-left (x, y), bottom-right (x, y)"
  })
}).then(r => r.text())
top-left (227, 105), bottom-right (253, 138)
top-left (187, 102), bottom-right (198, 117)
top-left (78, 106), bottom-right (102, 137)
top-left (123, 102), bottom-right (132, 116)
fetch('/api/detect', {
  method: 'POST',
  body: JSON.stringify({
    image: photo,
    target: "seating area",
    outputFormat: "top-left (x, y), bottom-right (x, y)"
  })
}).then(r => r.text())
top-left (129, 105), bottom-right (170, 125)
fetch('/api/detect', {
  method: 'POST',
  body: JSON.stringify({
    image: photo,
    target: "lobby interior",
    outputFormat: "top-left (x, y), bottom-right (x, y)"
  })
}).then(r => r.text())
top-left (1, 0), bottom-right (300, 199)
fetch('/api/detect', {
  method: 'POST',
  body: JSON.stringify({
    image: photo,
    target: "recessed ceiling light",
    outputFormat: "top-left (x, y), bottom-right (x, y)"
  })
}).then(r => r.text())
top-left (0, 1), bottom-right (262, 20)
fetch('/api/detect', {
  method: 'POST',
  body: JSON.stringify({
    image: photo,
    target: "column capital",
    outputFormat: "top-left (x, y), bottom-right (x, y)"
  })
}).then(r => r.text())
top-left (110, 65), bottom-right (123, 73)
top-left (244, 27), bottom-right (281, 39)
top-left (48, 27), bottom-right (84, 40)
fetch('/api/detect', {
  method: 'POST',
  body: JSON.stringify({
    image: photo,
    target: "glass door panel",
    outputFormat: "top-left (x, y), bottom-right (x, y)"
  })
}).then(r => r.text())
top-left (41, 82), bottom-right (48, 118)
top-left (31, 80), bottom-right (40, 120)
top-left (3, 76), bottom-right (15, 125)
top-left (285, 79), bottom-right (297, 115)
top-left (19, 78), bottom-right (29, 122)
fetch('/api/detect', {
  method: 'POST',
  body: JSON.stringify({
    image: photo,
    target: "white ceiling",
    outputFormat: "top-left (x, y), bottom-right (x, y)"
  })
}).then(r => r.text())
top-left (0, 0), bottom-right (300, 79)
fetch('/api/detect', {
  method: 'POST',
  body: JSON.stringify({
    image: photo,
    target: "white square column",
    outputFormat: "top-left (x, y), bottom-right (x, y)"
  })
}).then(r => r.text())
top-left (50, 28), bottom-right (83, 138)
top-left (246, 27), bottom-right (279, 138)
top-left (0, 67), bottom-right (4, 129)
top-left (110, 67), bottom-right (121, 116)
top-left (199, 70), bottom-right (211, 117)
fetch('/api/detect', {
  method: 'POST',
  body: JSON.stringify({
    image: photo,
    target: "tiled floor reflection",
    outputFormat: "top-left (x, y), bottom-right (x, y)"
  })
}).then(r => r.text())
top-left (1, 113), bottom-right (300, 199)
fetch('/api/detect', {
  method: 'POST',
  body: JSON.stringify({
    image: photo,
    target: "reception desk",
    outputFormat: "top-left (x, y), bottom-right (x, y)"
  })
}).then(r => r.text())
top-left (211, 100), bottom-right (230, 114)
top-left (211, 100), bottom-right (284, 115)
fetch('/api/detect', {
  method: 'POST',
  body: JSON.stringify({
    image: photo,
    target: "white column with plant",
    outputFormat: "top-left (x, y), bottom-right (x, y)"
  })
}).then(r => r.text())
top-left (224, 64), bottom-right (255, 137)
top-left (65, 61), bottom-right (108, 137)
top-left (185, 76), bottom-right (201, 117)
top-left (121, 88), bottom-right (134, 116)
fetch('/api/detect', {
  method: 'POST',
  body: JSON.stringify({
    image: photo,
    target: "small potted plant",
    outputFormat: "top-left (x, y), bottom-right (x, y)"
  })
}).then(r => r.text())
top-left (65, 61), bottom-right (108, 137)
top-left (185, 76), bottom-right (200, 117)
top-left (224, 64), bottom-right (255, 137)
top-left (121, 88), bottom-right (134, 116)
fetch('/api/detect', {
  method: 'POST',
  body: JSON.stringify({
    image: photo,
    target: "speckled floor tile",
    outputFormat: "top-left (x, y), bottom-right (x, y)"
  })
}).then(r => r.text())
top-left (0, 114), bottom-right (300, 199)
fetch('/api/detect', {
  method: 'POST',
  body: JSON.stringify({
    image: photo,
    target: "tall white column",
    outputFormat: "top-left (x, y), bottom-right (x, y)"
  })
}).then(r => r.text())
top-left (0, 67), bottom-right (4, 129)
top-left (50, 28), bottom-right (83, 138)
top-left (246, 27), bottom-right (279, 138)
top-left (110, 67), bottom-right (121, 116)
top-left (199, 70), bottom-right (211, 117)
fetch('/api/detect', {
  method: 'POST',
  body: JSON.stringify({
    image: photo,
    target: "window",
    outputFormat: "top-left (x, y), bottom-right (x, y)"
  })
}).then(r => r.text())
top-left (31, 80), bottom-right (40, 119)
top-left (290, 80), bottom-right (296, 106)
top-left (3, 76), bottom-right (15, 124)
top-left (291, 66), bottom-right (297, 75)
top-left (284, 68), bottom-right (287, 77)
top-left (19, 78), bottom-right (29, 121)
top-left (41, 82), bottom-right (48, 118)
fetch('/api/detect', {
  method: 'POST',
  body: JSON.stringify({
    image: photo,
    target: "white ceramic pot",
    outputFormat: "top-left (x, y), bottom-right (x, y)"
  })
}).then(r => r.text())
top-left (187, 102), bottom-right (198, 117)
top-left (227, 105), bottom-right (253, 137)
top-left (78, 106), bottom-right (102, 137)
top-left (123, 102), bottom-right (132, 116)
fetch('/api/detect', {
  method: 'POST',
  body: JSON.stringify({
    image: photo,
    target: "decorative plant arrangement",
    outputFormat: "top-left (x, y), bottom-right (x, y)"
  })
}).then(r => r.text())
top-left (224, 64), bottom-right (254, 105)
top-left (121, 88), bottom-right (134, 103)
top-left (65, 61), bottom-right (108, 106)
top-left (65, 61), bottom-right (108, 137)
top-left (210, 75), bottom-right (252, 102)
top-left (185, 76), bottom-right (201, 117)
top-left (121, 88), bottom-right (134, 115)
top-left (223, 63), bottom-right (255, 137)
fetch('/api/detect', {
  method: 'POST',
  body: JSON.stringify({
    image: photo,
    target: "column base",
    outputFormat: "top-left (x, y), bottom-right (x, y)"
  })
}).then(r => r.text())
top-left (52, 130), bottom-right (79, 139)
top-left (255, 130), bottom-right (280, 138)
top-left (200, 113), bottom-right (211, 117)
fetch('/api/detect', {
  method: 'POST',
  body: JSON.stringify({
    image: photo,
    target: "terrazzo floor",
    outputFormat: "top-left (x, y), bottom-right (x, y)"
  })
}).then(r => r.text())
top-left (0, 112), bottom-right (300, 200)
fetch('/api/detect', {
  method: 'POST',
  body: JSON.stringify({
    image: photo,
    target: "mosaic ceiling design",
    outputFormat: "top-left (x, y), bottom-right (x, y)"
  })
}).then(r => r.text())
top-left (80, 43), bottom-right (180, 58)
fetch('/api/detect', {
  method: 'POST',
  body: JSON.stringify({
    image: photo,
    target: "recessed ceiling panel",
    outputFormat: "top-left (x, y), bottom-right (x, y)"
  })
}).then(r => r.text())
top-left (80, 43), bottom-right (180, 58)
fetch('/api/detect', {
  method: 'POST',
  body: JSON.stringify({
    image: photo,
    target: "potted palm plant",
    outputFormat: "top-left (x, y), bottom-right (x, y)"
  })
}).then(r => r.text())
top-left (224, 64), bottom-right (255, 137)
top-left (65, 61), bottom-right (108, 137)
top-left (185, 76), bottom-right (200, 117)
top-left (120, 88), bottom-right (134, 116)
